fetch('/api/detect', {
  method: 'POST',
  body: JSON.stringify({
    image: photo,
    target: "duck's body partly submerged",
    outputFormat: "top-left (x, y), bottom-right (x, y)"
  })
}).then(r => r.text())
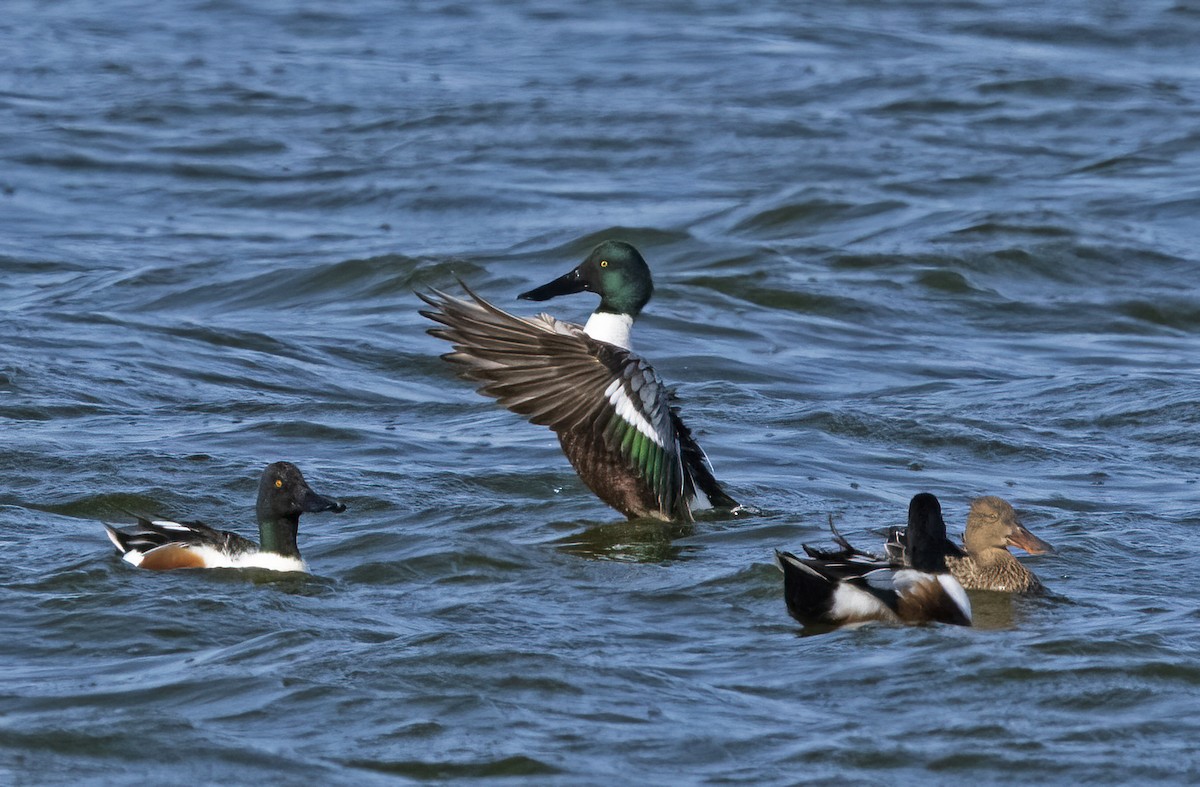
top-left (886, 496), bottom-right (1052, 593)
top-left (105, 517), bottom-right (310, 572)
top-left (103, 462), bottom-right (346, 573)
top-left (776, 493), bottom-right (972, 628)
top-left (419, 240), bottom-right (736, 522)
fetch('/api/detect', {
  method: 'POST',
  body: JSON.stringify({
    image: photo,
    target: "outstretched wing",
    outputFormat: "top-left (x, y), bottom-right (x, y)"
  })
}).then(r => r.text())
top-left (419, 284), bottom-right (687, 518)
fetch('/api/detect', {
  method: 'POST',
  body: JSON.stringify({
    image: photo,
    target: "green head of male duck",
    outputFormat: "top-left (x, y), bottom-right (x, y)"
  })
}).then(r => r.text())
top-left (255, 461), bottom-right (346, 558)
top-left (519, 240), bottom-right (654, 318)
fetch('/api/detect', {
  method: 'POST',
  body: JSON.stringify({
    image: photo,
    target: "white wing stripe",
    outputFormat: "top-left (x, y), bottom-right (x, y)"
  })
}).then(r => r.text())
top-left (151, 520), bottom-right (191, 531)
top-left (606, 385), bottom-right (664, 447)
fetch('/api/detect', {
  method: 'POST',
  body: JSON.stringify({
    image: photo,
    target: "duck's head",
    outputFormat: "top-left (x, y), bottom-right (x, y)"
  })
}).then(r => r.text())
top-left (965, 496), bottom-right (1054, 556)
top-left (257, 462), bottom-right (347, 523)
top-left (518, 240), bottom-right (654, 318)
top-left (906, 492), bottom-right (966, 572)
top-left (255, 462), bottom-right (346, 556)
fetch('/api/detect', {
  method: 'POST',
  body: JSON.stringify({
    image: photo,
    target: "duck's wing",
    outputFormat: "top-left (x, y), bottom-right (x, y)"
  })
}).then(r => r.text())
top-left (883, 525), bottom-right (908, 563)
top-left (420, 285), bottom-right (696, 519)
top-left (775, 550), bottom-right (901, 625)
top-left (104, 516), bottom-right (257, 565)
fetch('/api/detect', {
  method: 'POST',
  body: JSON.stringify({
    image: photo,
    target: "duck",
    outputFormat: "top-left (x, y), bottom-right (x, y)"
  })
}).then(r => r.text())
top-left (419, 239), bottom-right (737, 522)
top-left (103, 462), bottom-right (346, 572)
top-left (775, 493), bottom-right (972, 628)
top-left (885, 496), bottom-right (1053, 593)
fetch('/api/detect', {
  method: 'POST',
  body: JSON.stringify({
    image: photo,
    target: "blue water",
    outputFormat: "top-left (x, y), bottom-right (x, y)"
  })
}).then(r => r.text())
top-left (3, 1), bottom-right (1200, 783)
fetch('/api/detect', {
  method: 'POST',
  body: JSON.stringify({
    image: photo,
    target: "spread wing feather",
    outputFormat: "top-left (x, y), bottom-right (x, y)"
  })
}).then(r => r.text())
top-left (420, 284), bottom-right (695, 518)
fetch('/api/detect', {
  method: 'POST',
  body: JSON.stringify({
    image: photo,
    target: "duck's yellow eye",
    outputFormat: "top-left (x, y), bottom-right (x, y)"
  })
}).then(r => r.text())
top-left (600, 260), bottom-right (608, 267)
top-left (274, 479), bottom-right (283, 488)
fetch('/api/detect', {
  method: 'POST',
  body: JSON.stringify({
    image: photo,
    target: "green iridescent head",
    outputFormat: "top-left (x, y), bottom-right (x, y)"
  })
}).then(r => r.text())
top-left (519, 240), bottom-right (654, 317)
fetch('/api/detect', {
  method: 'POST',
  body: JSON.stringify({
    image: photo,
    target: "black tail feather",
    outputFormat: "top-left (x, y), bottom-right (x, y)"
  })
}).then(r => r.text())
top-left (775, 550), bottom-right (835, 624)
top-left (671, 408), bottom-right (737, 510)
top-left (803, 515), bottom-right (883, 561)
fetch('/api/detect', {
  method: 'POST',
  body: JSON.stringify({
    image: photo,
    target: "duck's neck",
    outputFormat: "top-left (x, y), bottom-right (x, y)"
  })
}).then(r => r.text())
top-left (258, 515), bottom-right (301, 558)
top-left (972, 545), bottom-right (1015, 568)
top-left (584, 311), bottom-right (635, 350)
top-left (909, 536), bottom-right (950, 573)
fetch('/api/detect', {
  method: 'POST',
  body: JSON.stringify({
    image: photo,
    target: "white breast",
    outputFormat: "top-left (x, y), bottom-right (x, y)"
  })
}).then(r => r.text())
top-left (127, 544), bottom-right (308, 573)
top-left (226, 550), bottom-right (309, 573)
top-left (583, 312), bottom-right (634, 350)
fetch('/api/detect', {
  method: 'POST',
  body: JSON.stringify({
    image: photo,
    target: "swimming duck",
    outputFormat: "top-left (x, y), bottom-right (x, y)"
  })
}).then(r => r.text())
top-left (103, 462), bottom-right (346, 572)
top-left (775, 493), bottom-right (972, 628)
top-left (419, 240), bottom-right (737, 522)
top-left (886, 496), bottom-right (1052, 593)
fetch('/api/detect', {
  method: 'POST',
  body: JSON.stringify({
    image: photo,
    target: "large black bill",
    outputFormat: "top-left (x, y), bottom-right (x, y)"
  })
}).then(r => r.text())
top-left (301, 487), bottom-right (347, 514)
top-left (518, 266), bottom-right (586, 302)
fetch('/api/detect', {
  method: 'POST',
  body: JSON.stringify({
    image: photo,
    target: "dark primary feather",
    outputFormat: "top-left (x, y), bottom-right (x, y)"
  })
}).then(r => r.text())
top-left (671, 408), bottom-right (737, 510)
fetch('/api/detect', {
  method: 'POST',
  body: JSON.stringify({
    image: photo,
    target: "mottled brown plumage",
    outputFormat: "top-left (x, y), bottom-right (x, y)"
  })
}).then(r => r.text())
top-left (557, 428), bottom-right (667, 520)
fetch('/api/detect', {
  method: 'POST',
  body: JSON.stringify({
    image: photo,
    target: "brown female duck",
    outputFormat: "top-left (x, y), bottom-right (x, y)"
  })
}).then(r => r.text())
top-left (887, 496), bottom-right (1053, 593)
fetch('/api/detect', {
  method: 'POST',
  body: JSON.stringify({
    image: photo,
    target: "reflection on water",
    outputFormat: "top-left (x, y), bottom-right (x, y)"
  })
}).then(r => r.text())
top-left (552, 518), bottom-right (699, 563)
top-left (968, 590), bottom-right (1020, 631)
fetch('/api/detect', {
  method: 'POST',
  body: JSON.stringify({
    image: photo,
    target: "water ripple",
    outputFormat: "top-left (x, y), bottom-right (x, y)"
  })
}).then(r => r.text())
top-left (2, 0), bottom-right (1199, 783)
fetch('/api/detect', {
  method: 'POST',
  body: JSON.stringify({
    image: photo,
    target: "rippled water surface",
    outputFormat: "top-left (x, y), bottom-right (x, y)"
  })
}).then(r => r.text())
top-left (3, 1), bottom-right (1200, 783)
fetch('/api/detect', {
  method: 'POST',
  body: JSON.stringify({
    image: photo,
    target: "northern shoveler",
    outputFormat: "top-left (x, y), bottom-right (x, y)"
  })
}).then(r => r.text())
top-left (103, 462), bottom-right (346, 572)
top-left (775, 493), bottom-right (972, 628)
top-left (886, 496), bottom-right (1053, 593)
top-left (419, 239), bottom-right (737, 522)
